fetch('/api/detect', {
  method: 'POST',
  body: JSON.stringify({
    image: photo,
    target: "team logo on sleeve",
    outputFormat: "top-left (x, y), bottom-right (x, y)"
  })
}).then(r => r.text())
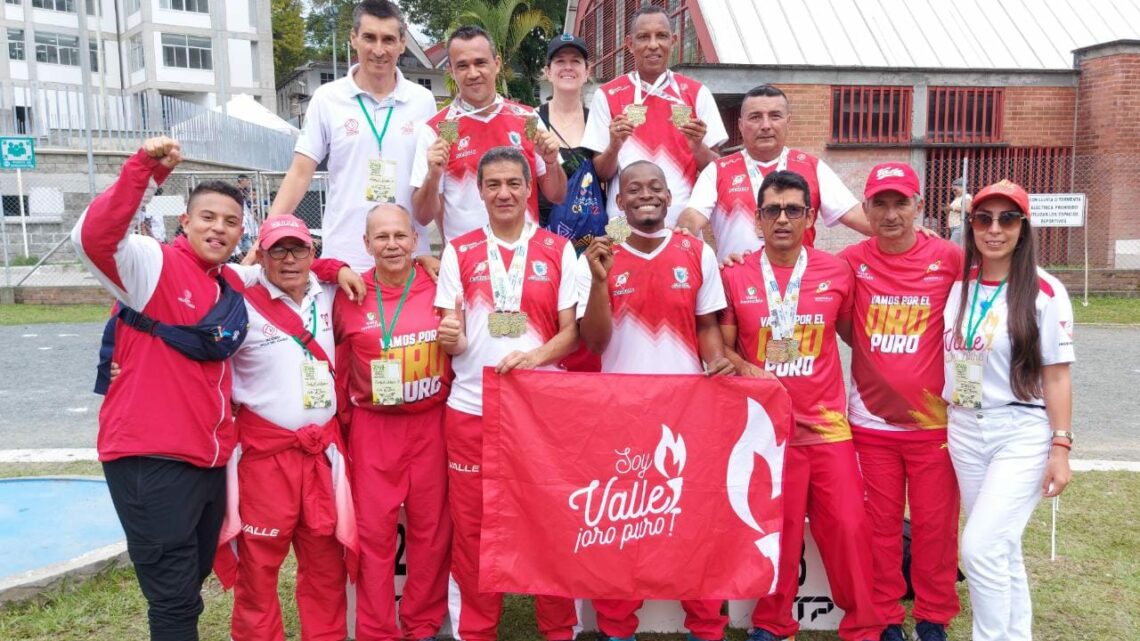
top-left (672, 267), bottom-right (691, 289)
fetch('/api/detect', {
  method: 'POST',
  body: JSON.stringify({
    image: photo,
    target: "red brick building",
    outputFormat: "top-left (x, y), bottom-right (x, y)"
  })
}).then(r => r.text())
top-left (566, 0), bottom-right (1140, 269)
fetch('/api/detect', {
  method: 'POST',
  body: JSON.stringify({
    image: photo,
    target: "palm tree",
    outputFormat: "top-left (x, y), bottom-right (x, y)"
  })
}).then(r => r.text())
top-left (447, 0), bottom-right (554, 99)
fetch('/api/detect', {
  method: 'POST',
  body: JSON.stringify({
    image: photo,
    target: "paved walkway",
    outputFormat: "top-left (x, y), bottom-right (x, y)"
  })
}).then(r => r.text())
top-left (1, 323), bottom-right (1138, 460)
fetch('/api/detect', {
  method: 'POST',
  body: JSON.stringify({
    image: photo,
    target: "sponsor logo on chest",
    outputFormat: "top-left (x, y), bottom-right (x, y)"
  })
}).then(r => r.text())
top-left (528, 260), bottom-right (550, 282)
top-left (672, 266), bottom-right (691, 289)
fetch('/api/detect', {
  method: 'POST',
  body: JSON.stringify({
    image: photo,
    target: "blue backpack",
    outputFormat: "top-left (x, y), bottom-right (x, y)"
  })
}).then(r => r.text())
top-left (546, 156), bottom-right (607, 255)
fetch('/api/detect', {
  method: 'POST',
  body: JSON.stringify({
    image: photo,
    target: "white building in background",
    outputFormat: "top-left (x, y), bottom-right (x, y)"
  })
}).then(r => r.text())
top-left (0, 0), bottom-right (275, 134)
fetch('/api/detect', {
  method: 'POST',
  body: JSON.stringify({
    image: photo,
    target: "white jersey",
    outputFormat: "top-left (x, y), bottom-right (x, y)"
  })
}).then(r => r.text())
top-left (231, 272), bottom-right (338, 430)
top-left (294, 66), bottom-right (438, 268)
top-left (942, 267), bottom-right (1075, 409)
top-left (575, 231), bottom-right (725, 374)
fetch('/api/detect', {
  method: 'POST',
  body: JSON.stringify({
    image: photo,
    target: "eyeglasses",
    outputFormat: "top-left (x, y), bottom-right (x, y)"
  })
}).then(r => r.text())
top-left (758, 204), bottom-right (809, 220)
top-left (266, 245), bottom-right (312, 260)
top-left (969, 211), bottom-right (1025, 231)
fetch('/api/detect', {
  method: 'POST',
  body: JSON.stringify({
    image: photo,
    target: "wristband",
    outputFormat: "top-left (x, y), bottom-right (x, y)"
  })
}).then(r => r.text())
top-left (1051, 440), bottom-right (1072, 451)
top-left (1051, 430), bottom-right (1074, 444)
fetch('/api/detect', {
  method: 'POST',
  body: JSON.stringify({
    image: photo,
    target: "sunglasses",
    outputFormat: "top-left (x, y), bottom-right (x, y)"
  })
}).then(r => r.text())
top-left (757, 204), bottom-right (809, 220)
top-left (969, 211), bottom-right (1025, 231)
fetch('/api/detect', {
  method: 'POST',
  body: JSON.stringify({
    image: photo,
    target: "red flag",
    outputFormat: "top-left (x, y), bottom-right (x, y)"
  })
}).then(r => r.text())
top-left (480, 370), bottom-right (793, 600)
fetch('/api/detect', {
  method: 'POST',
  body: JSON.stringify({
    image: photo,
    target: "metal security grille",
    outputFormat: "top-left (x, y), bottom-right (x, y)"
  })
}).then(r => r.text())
top-left (927, 87), bottom-right (1004, 144)
top-left (830, 86), bottom-right (913, 144)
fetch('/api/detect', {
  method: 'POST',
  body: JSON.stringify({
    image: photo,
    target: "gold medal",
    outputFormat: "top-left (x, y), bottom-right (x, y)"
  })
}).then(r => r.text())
top-left (624, 103), bottom-right (648, 127)
top-left (524, 115), bottom-right (539, 141)
top-left (671, 104), bottom-right (693, 127)
top-left (605, 216), bottom-right (632, 244)
top-left (488, 311), bottom-right (528, 337)
top-left (765, 338), bottom-right (801, 364)
top-left (509, 312), bottom-right (528, 337)
top-left (438, 120), bottom-right (459, 144)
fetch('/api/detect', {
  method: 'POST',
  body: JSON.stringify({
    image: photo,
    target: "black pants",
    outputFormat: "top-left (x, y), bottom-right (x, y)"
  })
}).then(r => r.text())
top-left (104, 456), bottom-right (226, 641)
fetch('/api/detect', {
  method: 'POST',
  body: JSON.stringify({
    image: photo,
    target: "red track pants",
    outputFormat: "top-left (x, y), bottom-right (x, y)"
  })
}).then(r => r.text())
top-left (444, 407), bottom-right (578, 641)
top-left (592, 599), bottom-right (726, 640)
top-left (750, 441), bottom-right (883, 641)
top-left (230, 449), bottom-right (347, 641)
top-left (350, 407), bottom-right (452, 641)
top-left (853, 430), bottom-right (960, 626)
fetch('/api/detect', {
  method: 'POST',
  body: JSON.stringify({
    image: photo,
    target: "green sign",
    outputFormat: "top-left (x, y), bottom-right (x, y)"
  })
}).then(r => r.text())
top-left (0, 137), bottom-right (36, 170)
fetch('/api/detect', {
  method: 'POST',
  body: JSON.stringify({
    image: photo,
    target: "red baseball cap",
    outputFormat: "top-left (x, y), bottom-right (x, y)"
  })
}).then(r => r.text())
top-left (864, 162), bottom-right (921, 200)
top-left (259, 214), bottom-right (313, 249)
top-left (972, 179), bottom-right (1030, 218)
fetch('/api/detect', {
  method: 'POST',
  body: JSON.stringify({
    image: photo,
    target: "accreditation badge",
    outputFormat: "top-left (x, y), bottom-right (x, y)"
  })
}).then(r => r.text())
top-left (624, 103), bottom-right (648, 127)
top-left (370, 358), bottom-right (404, 406)
top-left (365, 159), bottom-right (398, 203)
top-left (952, 357), bottom-right (984, 409)
top-left (300, 361), bottom-right (333, 409)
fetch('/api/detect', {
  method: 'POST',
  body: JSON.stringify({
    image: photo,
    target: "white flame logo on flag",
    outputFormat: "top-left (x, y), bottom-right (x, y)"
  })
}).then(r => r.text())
top-left (726, 398), bottom-right (785, 593)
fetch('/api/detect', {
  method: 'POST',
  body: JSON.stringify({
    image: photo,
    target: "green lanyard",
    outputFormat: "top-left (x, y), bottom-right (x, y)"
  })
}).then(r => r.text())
top-left (290, 299), bottom-right (319, 360)
top-left (356, 95), bottom-right (395, 154)
top-left (964, 272), bottom-right (1006, 349)
top-left (374, 268), bottom-right (415, 351)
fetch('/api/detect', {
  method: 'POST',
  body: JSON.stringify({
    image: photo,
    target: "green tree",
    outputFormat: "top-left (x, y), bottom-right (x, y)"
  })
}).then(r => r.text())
top-left (448, 0), bottom-right (555, 102)
top-left (272, 0), bottom-right (307, 84)
top-left (304, 0), bottom-right (356, 63)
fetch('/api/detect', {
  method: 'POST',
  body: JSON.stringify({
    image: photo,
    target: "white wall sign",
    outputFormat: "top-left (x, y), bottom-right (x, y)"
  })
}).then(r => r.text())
top-left (1029, 193), bottom-right (1085, 227)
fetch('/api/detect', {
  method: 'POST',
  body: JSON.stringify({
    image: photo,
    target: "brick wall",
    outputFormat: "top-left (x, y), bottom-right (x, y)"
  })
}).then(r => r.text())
top-left (1003, 86), bottom-right (1077, 147)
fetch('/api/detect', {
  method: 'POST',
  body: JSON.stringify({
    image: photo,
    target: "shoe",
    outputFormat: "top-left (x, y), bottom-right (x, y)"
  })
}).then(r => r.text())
top-left (880, 624), bottom-right (905, 641)
top-left (596, 634), bottom-right (635, 641)
top-left (745, 628), bottom-right (784, 641)
top-left (913, 621), bottom-right (948, 641)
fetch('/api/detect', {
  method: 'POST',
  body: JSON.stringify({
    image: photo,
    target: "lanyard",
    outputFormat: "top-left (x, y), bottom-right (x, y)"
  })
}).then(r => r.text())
top-left (484, 223), bottom-right (535, 313)
top-left (760, 247), bottom-right (808, 340)
top-left (743, 147), bottom-right (790, 197)
top-left (356, 95), bottom-right (395, 154)
top-left (374, 268), bottom-right (416, 352)
top-left (631, 70), bottom-right (684, 106)
top-left (450, 94), bottom-right (505, 121)
top-left (290, 297), bottom-right (319, 360)
top-left (964, 273), bottom-right (1006, 350)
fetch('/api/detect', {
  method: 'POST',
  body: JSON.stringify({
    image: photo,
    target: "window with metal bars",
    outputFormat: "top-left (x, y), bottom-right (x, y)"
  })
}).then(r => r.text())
top-left (927, 87), bottom-right (1003, 144)
top-left (830, 85), bottom-right (912, 144)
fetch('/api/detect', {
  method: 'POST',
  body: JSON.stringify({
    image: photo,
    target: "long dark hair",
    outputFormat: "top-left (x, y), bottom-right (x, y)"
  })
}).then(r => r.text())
top-left (954, 212), bottom-right (1043, 401)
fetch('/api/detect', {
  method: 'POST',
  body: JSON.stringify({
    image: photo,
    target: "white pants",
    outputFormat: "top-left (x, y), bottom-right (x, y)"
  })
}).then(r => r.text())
top-left (948, 405), bottom-right (1050, 641)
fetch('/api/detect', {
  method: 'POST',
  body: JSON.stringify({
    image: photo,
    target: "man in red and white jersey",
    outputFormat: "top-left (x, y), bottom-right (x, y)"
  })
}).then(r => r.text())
top-left (576, 160), bottom-right (732, 641)
top-left (678, 84), bottom-right (868, 258)
top-left (434, 146), bottom-right (579, 641)
top-left (217, 215), bottom-right (356, 641)
top-left (411, 25), bottom-right (566, 243)
top-left (719, 170), bottom-right (883, 641)
top-left (333, 203), bottom-right (452, 641)
top-left (269, 1), bottom-right (439, 268)
top-left (581, 4), bottom-right (728, 227)
top-left (838, 163), bottom-right (963, 641)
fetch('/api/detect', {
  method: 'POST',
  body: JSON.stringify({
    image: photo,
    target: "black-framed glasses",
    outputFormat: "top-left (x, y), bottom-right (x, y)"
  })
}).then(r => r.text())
top-left (266, 245), bottom-right (313, 260)
top-left (758, 204), bottom-right (809, 220)
top-left (969, 211), bottom-right (1025, 231)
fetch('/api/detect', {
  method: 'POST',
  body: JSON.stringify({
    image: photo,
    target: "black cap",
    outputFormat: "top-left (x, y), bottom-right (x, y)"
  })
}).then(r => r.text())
top-left (546, 33), bottom-right (589, 63)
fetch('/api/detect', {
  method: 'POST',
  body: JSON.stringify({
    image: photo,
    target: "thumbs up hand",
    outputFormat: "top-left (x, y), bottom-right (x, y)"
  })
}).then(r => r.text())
top-left (439, 293), bottom-right (468, 355)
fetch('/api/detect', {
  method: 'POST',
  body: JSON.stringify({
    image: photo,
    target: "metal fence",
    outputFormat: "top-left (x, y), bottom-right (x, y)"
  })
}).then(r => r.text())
top-left (0, 82), bottom-right (296, 170)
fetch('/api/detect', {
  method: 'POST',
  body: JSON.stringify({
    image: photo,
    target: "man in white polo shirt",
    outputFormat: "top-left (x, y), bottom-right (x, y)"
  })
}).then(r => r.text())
top-left (269, 0), bottom-right (437, 269)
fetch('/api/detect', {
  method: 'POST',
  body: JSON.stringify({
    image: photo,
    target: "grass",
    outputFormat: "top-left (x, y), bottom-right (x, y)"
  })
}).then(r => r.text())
top-left (1071, 295), bottom-right (1140, 325)
top-left (0, 304), bottom-right (110, 326)
top-left (1, 468), bottom-right (1136, 641)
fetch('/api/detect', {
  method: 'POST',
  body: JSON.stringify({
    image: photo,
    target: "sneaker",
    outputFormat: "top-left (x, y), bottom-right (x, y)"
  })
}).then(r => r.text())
top-left (880, 624), bottom-right (905, 641)
top-left (745, 628), bottom-right (784, 641)
top-left (913, 621), bottom-right (948, 641)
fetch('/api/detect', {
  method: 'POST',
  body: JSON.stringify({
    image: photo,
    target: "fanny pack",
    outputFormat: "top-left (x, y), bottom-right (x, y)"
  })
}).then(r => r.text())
top-left (116, 275), bottom-right (249, 362)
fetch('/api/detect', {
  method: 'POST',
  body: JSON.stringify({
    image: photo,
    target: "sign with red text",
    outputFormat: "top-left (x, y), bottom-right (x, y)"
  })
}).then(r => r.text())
top-left (480, 370), bottom-right (793, 599)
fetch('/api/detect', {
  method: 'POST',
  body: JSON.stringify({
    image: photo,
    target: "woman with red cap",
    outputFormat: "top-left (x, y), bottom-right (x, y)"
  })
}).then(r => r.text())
top-left (942, 180), bottom-right (1074, 641)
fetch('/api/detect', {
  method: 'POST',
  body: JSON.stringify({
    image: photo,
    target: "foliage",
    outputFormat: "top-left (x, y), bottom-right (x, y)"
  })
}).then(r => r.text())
top-left (271, 0), bottom-right (307, 84)
top-left (446, 0), bottom-right (556, 102)
top-left (304, 0), bottom-right (356, 64)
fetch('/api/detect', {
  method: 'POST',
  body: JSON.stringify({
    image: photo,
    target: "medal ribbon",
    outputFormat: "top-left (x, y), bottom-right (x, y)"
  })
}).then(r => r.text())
top-left (964, 272), bottom-right (1006, 350)
top-left (760, 247), bottom-right (808, 341)
top-left (373, 267), bottom-right (416, 351)
top-left (484, 223), bottom-right (535, 313)
top-left (289, 298), bottom-right (319, 361)
top-left (449, 94), bottom-right (505, 121)
top-left (631, 70), bottom-right (685, 107)
top-left (356, 95), bottom-right (395, 154)
top-left (744, 147), bottom-right (790, 197)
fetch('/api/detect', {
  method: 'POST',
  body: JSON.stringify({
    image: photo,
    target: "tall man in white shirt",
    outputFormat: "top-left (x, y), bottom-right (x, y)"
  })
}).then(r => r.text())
top-left (678, 84), bottom-right (870, 258)
top-left (269, 0), bottom-right (438, 269)
top-left (434, 146), bottom-right (579, 641)
top-left (411, 25), bottom-right (566, 243)
top-left (580, 4), bottom-right (728, 226)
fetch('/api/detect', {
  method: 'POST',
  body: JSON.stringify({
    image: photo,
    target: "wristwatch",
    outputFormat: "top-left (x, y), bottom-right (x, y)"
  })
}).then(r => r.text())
top-left (1051, 430), bottom-right (1075, 443)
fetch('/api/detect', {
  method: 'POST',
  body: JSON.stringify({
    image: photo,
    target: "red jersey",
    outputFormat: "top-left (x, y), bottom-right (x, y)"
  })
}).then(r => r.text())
top-left (574, 232), bottom-right (726, 374)
top-left (333, 266), bottom-right (451, 413)
top-left (720, 248), bottom-right (854, 446)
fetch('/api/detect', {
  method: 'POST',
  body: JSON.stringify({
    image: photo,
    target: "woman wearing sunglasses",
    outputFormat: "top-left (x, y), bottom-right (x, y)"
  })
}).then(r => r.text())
top-left (942, 180), bottom-right (1075, 641)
